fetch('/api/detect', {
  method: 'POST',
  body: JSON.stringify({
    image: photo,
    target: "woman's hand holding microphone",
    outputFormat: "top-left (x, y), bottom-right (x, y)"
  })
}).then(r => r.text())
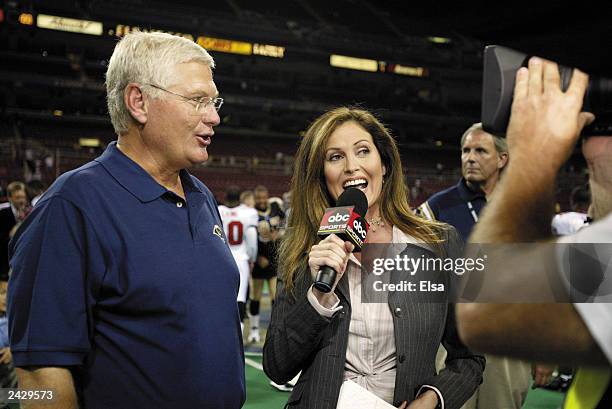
top-left (308, 234), bottom-right (354, 307)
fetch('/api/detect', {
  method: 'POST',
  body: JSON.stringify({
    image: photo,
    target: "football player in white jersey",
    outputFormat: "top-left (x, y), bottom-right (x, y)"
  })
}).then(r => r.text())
top-left (218, 186), bottom-right (258, 334)
top-left (552, 185), bottom-right (591, 235)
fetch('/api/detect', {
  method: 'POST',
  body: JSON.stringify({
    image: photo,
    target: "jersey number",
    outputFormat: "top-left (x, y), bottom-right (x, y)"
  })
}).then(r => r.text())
top-left (227, 221), bottom-right (244, 245)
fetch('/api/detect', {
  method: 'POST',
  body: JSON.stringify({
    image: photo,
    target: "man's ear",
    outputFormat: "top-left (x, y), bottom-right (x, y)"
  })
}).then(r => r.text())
top-left (124, 83), bottom-right (148, 126)
top-left (498, 152), bottom-right (509, 169)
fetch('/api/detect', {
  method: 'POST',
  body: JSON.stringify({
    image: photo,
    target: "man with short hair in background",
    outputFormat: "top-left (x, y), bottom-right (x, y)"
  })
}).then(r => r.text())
top-left (418, 123), bottom-right (508, 239)
top-left (240, 189), bottom-right (256, 208)
top-left (248, 185), bottom-right (284, 344)
top-left (0, 181), bottom-right (28, 277)
top-left (418, 123), bottom-right (551, 409)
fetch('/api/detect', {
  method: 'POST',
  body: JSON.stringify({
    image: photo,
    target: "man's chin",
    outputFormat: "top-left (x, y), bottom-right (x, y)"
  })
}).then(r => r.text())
top-left (464, 176), bottom-right (483, 184)
top-left (188, 149), bottom-right (209, 165)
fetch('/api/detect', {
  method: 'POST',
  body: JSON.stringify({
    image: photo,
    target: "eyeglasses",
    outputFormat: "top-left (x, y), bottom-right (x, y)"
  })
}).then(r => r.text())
top-left (144, 83), bottom-right (224, 114)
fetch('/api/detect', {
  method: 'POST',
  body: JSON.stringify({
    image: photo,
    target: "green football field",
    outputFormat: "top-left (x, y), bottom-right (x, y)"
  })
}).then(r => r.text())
top-left (243, 354), bottom-right (565, 409)
top-left (245, 286), bottom-right (565, 409)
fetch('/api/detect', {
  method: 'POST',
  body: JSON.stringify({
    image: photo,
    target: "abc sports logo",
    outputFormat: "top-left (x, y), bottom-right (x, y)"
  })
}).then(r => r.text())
top-left (352, 218), bottom-right (366, 240)
top-left (328, 213), bottom-right (349, 223)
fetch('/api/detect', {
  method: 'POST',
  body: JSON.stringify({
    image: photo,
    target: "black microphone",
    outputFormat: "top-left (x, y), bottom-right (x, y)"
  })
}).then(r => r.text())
top-left (314, 188), bottom-right (369, 293)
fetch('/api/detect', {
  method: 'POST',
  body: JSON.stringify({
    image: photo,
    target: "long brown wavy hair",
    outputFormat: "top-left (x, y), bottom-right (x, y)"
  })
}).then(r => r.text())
top-left (279, 107), bottom-right (448, 295)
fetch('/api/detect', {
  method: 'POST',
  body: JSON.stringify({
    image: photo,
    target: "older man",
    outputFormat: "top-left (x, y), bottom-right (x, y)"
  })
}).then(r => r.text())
top-left (417, 123), bottom-right (508, 240)
top-left (8, 32), bottom-right (244, 409)
top-left (417, 125), bottom-right (549, 409)
top-left (457, 58), bottom-right (611, 407)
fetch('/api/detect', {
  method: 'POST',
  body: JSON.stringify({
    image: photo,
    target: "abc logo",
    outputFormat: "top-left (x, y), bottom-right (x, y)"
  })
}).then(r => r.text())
top-left (328, 213), bottom-right (349, 223)
top-left (353, 219), bottom-right (366, 239)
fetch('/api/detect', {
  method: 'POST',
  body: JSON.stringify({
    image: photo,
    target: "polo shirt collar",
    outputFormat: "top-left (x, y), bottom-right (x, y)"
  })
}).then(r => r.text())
top-left (96, 141), bottom-right (201, 203)
top-left (180, 169), bottom-right (201, 195)
top-left (456, 177), bottom-right (486, 202)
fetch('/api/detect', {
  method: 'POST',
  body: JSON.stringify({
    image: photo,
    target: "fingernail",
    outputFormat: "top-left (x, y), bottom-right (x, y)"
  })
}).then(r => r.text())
top-left (530, 57), bottom-right (542, 65)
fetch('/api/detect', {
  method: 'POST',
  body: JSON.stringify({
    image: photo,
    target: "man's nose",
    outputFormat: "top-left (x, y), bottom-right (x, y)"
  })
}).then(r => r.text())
top-left (202, 105), bottom-right (221, 127)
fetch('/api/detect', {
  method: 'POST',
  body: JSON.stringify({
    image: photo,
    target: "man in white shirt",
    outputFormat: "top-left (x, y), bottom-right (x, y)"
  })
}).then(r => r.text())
top-left (552, 185), bottom-right (590, 235)
top-left (219, 185), bottom-right (258, 333)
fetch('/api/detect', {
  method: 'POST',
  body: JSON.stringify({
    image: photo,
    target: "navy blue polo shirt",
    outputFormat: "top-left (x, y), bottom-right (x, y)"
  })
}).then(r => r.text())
top-left (8, 142), bottom-right (245, 409)
top-left (419, 178), bottom-right (487, 240)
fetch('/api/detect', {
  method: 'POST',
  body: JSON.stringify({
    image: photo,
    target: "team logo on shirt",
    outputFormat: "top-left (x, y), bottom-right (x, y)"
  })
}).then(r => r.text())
top-left (213, 225), bottom-right (225, 242)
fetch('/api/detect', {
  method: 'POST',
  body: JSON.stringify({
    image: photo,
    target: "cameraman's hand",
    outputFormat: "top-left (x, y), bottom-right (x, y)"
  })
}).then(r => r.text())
top-left (506, 57), bottom-right (594, 178)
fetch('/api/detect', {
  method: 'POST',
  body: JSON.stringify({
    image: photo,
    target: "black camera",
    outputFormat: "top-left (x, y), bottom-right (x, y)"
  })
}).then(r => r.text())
top-left (481, 45), bottom-right (612, 136)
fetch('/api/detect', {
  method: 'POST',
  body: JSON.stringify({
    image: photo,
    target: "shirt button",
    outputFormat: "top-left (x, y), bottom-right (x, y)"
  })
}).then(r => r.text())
top-left (398, 354), bottom-right (405, 363)
top-left (394, 307), bottom-right (402, 317)
top-left (176, 202), bottom-right (183, 208)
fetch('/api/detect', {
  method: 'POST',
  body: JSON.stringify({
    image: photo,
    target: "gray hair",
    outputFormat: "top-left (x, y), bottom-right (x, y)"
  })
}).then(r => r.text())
top-left (105, 31), bottom-right (215, 135)
top-left (460, 122), bottom-right (508, 154)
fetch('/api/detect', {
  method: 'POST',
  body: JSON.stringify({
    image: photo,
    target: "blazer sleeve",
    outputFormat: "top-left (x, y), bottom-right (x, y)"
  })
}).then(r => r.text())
top-left (263, 267), bottom-right (336, 384)
top-left (419, 226), bottom-right (486, 409)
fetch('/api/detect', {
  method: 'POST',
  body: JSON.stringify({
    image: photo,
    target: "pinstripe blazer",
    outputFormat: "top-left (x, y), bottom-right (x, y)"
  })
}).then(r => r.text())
top-left (263, 227), bottom-right (485, 409)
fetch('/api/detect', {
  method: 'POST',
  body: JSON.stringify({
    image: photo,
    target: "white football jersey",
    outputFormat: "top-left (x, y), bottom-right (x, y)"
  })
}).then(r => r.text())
top-left (552, 211), bottom-right (589, 236)
top-left (218, 204), bottom-right (259, 262)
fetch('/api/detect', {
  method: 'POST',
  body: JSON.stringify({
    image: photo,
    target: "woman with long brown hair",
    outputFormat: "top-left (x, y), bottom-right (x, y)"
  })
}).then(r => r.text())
top-left (263, 107), bottom-right (484, 409)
